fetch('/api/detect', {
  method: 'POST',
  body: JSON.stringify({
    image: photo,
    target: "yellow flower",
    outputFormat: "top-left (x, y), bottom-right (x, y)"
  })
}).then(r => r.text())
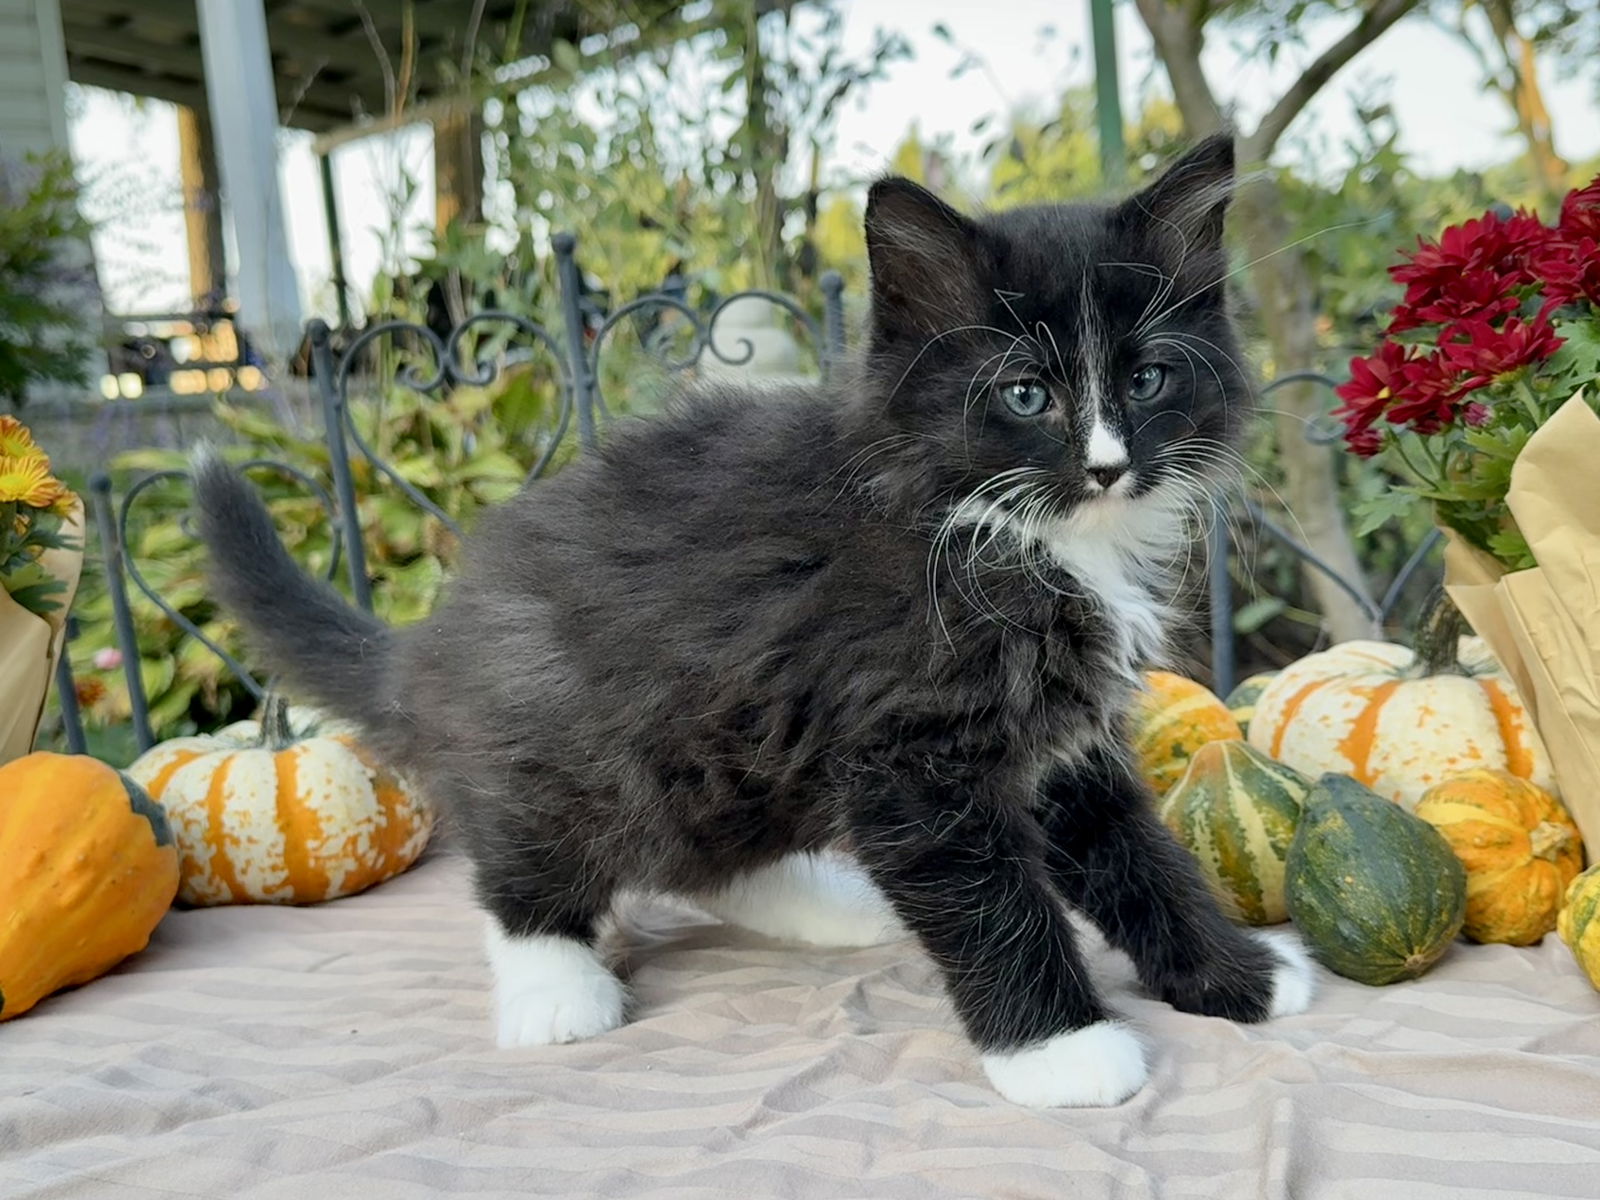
top-left (0, 456), bottom-right (66, 508)
top-left (0, 416), bottom-right (43, 460)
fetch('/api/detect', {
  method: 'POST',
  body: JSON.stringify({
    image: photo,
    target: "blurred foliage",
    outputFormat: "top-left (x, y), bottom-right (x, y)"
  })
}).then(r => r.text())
top-left (398, 0), bottom-right (907, 330)
top-left (50, 338), bottom-right (584, 763)
top-left (0, 153), bottom-right (97, 410)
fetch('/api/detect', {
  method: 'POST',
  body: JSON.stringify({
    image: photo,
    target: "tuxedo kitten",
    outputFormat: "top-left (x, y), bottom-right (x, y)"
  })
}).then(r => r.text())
top-left (194, 133), bottom-right (1314, 1107)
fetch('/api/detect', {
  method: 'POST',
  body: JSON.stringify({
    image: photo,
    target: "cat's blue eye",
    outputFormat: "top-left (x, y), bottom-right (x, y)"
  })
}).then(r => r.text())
top-left (1128, 364), bottom-right (1167, 404)
top-left (1000, 379), bottom-right (1051, 417)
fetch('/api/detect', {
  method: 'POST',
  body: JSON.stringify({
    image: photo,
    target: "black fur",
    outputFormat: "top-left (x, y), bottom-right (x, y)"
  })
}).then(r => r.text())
top-left (195, 133), bottom-right (1273, 1054)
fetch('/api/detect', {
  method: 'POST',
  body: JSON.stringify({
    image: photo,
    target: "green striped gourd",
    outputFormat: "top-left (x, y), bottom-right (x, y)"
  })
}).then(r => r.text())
top-left (1157, 740), bottom-right (1311, 925)
top-left (1224, 672), bottom-right (1278, 739)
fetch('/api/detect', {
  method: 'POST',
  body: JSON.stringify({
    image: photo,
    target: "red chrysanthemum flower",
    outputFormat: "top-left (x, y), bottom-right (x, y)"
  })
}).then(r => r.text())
top-left (1530, 234), bottom-right (1600, 311)
top-left (1335, 341), bottom-right (1413, 454)
top-left (1559, 176), bottom-right (1600, 241)
top-left (1388, 210), bottom-right (1554, 323)
top-left (1344, 424), bottom-right (1384, 456)
top-left (1388, 267), bottom-right (1521, 332)
top-left (1438, 315), bottom-right (1564, 384)
top-left (1384, 348), bottom-right (1471, 434)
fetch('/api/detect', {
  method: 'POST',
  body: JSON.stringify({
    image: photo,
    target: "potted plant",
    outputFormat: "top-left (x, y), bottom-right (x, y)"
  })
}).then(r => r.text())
top-left (1, 416), bottom-right (83, 764)
top-left (1333, 173), bottom-right (1600, 847)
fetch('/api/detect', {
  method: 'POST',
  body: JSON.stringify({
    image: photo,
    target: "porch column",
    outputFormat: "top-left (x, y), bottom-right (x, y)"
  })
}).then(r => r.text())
top-left (195, 0), bottom-right (303, 362)
top-left (176, 105), bottom-right (226, 311)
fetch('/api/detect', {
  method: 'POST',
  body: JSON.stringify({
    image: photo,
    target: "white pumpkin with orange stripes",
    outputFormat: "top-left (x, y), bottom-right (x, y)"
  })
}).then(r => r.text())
top-left (125, 700), bottom-right (431, 906)
top-left (1247, 636), bottom-right (1553, 812)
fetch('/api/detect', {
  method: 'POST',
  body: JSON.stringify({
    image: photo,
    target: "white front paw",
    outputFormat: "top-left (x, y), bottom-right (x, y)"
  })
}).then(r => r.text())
top-left (486, 924), bottom-right (627, 1047)
top-left (495, 972), bottom-right (626, 1047)
top-left (981, 1021), bottom-right (1148, 1107)
top-left (1256, 930), bottom-right (1316, 1018)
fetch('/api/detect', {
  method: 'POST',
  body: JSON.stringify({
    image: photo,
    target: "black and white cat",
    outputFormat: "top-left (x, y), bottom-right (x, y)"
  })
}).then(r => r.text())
top-left (193, 132), bottom-right (1313, 1108)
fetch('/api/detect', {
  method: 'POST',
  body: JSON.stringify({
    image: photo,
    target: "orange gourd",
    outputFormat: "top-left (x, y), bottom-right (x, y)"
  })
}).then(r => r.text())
top-left (1129, 671), bottom-right (1243, 796)
top-left (1415, 769), bottom-right (1584, 945)
top-left (0, 753), bottom-right (179, 1020)
top-left (126, 701), bottom-right (432, 906)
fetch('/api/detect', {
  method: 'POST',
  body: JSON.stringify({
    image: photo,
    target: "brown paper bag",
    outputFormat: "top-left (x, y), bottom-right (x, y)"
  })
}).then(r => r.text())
top-left (0, 500), bottom-right (85, 765)
top-left (1444, 396), bottom-right (1600, 850)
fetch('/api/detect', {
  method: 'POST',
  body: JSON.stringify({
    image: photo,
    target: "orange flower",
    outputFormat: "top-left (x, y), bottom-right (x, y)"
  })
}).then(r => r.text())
top-left (0, 456), bottom-right (66, 508)
top-left (0, 416), bottom-right (43, 460)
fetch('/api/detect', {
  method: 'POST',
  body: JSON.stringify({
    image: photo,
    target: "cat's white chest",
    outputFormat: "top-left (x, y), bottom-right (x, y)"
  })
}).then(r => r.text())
top-left (1043, 522), bottom-right (1168, 678)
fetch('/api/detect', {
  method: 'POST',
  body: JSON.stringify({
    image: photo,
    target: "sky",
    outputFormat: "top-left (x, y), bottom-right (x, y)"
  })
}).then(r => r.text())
top-left (67, 0), bottom-right (1600, 319)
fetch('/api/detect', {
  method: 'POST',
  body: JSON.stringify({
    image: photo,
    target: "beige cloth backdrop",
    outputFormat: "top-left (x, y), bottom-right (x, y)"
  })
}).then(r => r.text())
top-left (4, 849), bottom-right (1600, 1199)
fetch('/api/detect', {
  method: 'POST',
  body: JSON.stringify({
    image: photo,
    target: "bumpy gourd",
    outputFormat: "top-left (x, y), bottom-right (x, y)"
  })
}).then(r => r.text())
top-left (1415, 769), bottom-right (1583, 945)
top-left (1557, 865), bottom-right (1600, 991)
top-left (1129, 671), bottom-right (1243, 796)
top-left (0, 753), bottom-right (179, 1019)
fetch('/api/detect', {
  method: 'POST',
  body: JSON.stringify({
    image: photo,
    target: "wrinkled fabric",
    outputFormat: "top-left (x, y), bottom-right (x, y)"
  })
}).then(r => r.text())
top-left (3, 851), bottom-right (1599, 1199)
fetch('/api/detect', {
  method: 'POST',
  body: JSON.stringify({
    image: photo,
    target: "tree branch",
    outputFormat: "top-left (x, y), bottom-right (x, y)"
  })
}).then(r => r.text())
top-left (1133, 0), bottom-right (1226, 135)
top-left (1241, 0), bottom-right (1421, 163)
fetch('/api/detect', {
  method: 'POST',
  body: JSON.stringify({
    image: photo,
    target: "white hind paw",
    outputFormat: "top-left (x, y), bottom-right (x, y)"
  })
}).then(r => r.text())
top-left (1257, 929), bottom-right (1316, 1018)
top-left (981, 1021), bottom-right (1148, 1107)
top-left (486, 924), bottom-right (626, 1047)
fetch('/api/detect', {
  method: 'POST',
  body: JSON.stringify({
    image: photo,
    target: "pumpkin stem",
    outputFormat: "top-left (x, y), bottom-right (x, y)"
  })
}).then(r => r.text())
top-left (1411, 588), bottom-right (1469, 678)
top-left (260, 692), bottom-right (296, 752)
top-left (1529, 820), bottom-right (1575, 863)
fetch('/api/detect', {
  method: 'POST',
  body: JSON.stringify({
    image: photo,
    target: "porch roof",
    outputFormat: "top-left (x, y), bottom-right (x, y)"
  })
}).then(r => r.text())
top-left (58, 0), bottom-right (612, 133)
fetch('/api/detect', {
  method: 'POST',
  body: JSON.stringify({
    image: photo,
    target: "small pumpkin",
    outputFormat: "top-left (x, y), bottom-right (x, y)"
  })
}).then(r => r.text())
top-left (1224, 672), bottom-right (1278, 739)
top-left (1247, 636), bottom-right (1552, 811)
top-left (0, 753), bottom-right (179, 1020)
top-left (1158, 740), bottom-right (1310, 925)
top-left (1129, 671), bottom-right (1243, 796)
top-left (1285, 772), bottom-right (1466, 985)
top-left (126, 699), bottom-right (432, 906)
top-left (1414, 769), bottom-right (1583, 945)
top-left (1558, 865), bottom-right (1600, 991)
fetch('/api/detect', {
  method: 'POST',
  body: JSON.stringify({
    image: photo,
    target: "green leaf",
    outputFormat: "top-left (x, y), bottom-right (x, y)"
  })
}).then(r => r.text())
top-left (139, 655), bottom-right (177, 702)
top-left (4, 574), bottom-right (66, 616)
top-left (1548, 319), bottom-right (1600, 387)
top-left (1352, 489), bottom-right (1417, 537)
top-left (1462, 425), bottom-right (1531, 460)
top-left (1233, 595), bottom-right (1288, 634)
top-left (1486, 528), bottom-right (1536, 572)
top-left (550, 38), bottom-right (581, 74)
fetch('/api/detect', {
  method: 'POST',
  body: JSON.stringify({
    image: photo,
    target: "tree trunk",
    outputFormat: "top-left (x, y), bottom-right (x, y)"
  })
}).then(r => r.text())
top-left (1483, 0), bottom-right (1567, 207)
top-left (741, 7), bottom-right (785, 291)
top-left (1232, 179), bottom-right (1379, 642)
top-left (1132, 0), bottom-right (1418, 643)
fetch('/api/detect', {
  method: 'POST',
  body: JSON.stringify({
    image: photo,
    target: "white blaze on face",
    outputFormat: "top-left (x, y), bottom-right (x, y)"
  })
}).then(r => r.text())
top-left (1077, 277), bottom-right (1131, 492)
top-left (1086, 419), bottom-right (1128, 471)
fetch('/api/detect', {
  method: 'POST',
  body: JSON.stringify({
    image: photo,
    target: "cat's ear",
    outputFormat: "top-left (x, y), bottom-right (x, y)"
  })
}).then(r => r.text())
top-left (1115, 133), bottom-right (1235, 260)
top-left (865, 177), bottom-right (986, 344)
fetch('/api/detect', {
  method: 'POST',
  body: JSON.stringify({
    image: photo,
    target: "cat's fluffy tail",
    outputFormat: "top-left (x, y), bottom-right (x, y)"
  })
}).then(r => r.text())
top-left (191, 447), bottom-right (394, 731)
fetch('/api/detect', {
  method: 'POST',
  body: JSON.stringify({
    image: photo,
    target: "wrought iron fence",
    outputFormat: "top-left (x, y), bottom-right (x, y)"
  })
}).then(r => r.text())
top-left (52, 235), bottom-right (1440, 756)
